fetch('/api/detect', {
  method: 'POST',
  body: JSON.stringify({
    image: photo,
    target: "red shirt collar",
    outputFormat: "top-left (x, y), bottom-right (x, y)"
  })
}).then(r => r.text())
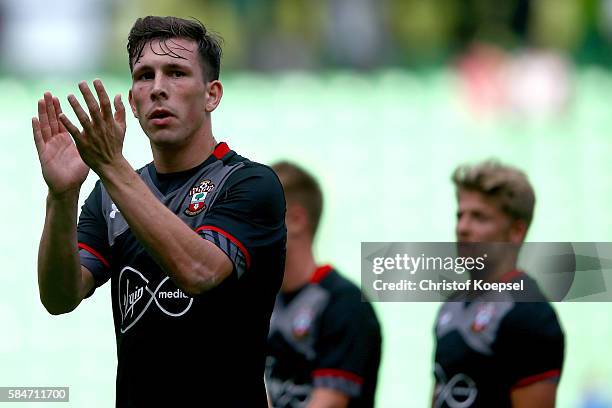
top-left (310, 265), bottom-right (333, 283)
top-left (499, 269), bottom-right (525, 282)
top-left (212, 142), bottom-right (230, 159)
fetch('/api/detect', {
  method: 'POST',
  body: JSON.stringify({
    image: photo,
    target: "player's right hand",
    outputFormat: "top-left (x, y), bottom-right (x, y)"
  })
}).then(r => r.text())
top-left (33, 92), bottom-right (90, 197)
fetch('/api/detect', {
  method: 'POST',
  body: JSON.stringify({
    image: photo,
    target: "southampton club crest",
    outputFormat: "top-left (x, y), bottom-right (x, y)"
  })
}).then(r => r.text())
top-left (471, 302), bottom-right (495, 332)
top-left (292, 308), bottom-right (314, 339)
top-left (184, 179), bottom-right (215, 216)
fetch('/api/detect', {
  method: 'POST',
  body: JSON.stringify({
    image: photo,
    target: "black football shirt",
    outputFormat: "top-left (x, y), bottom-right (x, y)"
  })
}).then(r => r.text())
top-left (77, 143), bottom-right (287, 407)
top-left (433, 271), bottom-right (565, 408)
top-left (266, 266), bottom-right (382, 408)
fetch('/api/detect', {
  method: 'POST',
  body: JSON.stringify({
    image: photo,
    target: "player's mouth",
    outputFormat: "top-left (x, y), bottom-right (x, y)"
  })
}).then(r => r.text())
top-left (148, 108), bottom-right (176, 126)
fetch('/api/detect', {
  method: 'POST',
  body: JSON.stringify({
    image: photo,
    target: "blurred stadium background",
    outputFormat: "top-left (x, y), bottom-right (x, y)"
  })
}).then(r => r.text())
top-left (2, 0), bottom-right (612, 406)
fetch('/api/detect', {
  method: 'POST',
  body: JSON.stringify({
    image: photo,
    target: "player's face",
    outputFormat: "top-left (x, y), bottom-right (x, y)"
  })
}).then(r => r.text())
top-left (456, 190), bottom-right (524, 244)
top-left (128, 38), bottom-right (216, 147)
top-left (285, 202), bottom-right (308, 248)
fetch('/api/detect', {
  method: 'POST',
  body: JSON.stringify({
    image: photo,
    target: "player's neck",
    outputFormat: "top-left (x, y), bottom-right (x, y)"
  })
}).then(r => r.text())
top-left (151, 129), bottom-right (217, 173)
top-left (471, 254), bottom-right (518, 282)
top-left (282, 241), bottom-right (317, 293)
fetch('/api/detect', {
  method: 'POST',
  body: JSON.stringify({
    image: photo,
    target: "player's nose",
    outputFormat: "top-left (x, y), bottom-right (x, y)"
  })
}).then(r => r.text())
top-left (456, 216), bottom-right (472, 241)
top-left (150, 75), bottom-right (168, 100)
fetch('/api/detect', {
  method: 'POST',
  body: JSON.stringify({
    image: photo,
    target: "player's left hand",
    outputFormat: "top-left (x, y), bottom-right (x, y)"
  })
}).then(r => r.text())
top-left (59, 79), bottom-right (127, 175)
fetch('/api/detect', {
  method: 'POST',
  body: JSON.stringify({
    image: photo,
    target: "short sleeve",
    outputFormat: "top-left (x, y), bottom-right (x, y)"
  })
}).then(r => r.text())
top-left (77, 181), bottom-right (111, 295)
top-left (312, 292), bottom-right (382, 398)
top-left (194, 164), bottom-right (286, 278)
top-left (496, 302), bottom-right (565, 389)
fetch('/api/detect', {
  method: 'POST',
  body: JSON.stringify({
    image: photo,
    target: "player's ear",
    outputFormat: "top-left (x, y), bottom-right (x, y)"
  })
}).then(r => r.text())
top-left (128, 90), bottom-right (138, 118)
top-left (205, 80), bottom-right (223, 113)
top-left (509, 219), bottom-right (528, 244)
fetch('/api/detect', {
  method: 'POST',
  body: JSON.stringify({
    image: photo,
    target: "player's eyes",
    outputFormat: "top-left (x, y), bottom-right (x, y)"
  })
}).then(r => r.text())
top-left (458, 212), bottom-right (488, 222)
top-left (171, 71), bottom-right (185, 78)
top-left (473, 213), bottom-right (488, 221)
top-left (137, 72), bottom-right (153, 81)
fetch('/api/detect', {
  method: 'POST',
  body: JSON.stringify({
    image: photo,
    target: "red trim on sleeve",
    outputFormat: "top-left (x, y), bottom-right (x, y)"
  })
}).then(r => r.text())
top-left (312, 369), bottom-right (364, 385)
top-left (78, 243), bottom-right (110, 268)
top-left (500, 269), bottom-right (525, 282)
top-left (310, 265), bottom-right (333, 283)
top-left (195, 225), bottom-right (251, 268)
top-left (512, 369), bottom-right (561, 390)
top-left (213, 142), bottom-right (230, 159)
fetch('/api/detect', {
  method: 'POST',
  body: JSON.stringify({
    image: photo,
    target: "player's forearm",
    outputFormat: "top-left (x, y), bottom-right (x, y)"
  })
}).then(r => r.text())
top-left (38, 190), bottom-right (84, 314)
top-left (98, 158), bottom-right (228, 295)
top-left (307, 401), bottom-right (346, 408)
top-left (306, 389), bottom-right (349, 408)
top-left (511, 382), bottom-right (557, 408)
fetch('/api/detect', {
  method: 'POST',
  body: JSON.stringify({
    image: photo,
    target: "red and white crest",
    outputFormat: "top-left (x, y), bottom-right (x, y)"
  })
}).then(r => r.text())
top-left (292, 308), bottom-right (314, 339)
top-left (472, 303), bottom-right (495, 332)
top-left (184, 179), bottom-right (215, 216)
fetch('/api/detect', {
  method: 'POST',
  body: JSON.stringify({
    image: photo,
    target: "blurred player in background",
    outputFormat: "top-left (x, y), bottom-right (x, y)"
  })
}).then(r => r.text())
top-left (266, 162), bottom-right (382, 408)
top-left (33, 16), bottom-right (286, 407)
top-left (432, 161), bottom-right (565, 408)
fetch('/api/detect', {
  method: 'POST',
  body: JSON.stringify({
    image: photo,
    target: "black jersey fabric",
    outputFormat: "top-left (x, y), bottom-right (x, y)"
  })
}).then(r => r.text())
top-left (266, 266), bottom-right (382, 408)
top-left (433, 270), bottom-right (565, 408)
top-left (77, 143), bottom-right (287, 407)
